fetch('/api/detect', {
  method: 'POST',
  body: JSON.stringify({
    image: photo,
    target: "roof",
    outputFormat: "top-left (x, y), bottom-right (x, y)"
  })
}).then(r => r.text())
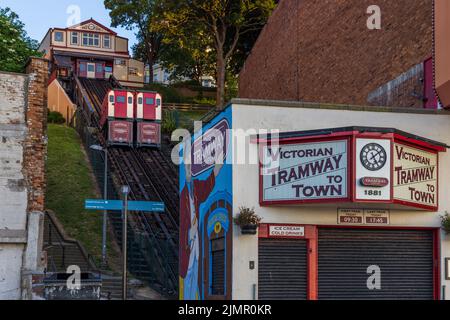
top-left (66, 18), bottom-right (118, 35)
top-left (253, 126), bottom-right (448, 150)
top-left (230, 98), bottom-right (450, 116)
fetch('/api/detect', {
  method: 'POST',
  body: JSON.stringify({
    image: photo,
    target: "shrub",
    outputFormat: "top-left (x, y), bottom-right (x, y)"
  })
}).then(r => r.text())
top-left (162, 110), bottom-right (177, 134)
top-left (233, 207), bottom-right (262, 227)
top-left (48, 111), bottom-right (66, 124)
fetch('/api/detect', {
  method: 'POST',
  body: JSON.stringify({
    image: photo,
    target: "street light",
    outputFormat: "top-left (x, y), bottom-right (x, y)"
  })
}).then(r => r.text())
top-left (89, 144), bottom-right (108, 268)
top-left (121, 185), bottom-right (130, 301)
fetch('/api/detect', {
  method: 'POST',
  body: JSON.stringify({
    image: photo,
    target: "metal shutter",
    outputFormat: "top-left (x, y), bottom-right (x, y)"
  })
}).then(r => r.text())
top-left (318, 228), bottom-right (434, 300)
top-left (258, 239), bottom-right (308, 300)
top-left (211, 237), bottom-right (225, 295)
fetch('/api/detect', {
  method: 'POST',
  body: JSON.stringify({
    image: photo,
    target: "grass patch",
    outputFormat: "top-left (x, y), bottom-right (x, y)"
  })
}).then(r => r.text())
top-left (46, 124), bottom-right (118, 268)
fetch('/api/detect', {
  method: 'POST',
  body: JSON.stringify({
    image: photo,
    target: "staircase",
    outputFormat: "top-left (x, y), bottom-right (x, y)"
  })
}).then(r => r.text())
top-left (43, 211), bottom-right (97, 273)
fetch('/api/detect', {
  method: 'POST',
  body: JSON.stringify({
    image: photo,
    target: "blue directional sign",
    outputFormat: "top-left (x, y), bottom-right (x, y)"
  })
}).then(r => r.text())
top-left (85, 200), bottom-right (165, 212)
top-left (85, 200), bottom-right (123, 211)
top-left (128, 201), bottom-right (165, 212)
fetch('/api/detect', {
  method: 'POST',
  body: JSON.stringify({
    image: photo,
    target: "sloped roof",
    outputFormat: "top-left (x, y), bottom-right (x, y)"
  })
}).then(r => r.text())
top-left (66, 18), bottom-right (117, 36)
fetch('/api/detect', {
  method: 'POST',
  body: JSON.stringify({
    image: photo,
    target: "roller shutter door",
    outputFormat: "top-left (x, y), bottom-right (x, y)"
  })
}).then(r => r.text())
top-left (258, 239), bottom-right (307, 300)
top-left (318, 228), bottom-right (434, 300)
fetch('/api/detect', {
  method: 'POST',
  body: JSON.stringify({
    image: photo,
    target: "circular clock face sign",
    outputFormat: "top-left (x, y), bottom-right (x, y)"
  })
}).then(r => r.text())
top-left (360, 143), bottom-right (387, 171)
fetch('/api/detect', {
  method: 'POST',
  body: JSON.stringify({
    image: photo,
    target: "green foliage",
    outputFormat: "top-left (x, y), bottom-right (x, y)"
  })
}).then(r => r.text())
top-left (441, 213), bottom-right (450, 235)
top-left (144, 83), bottom-right (187, 103)
top-left (0, 7), bottom-right (42, 73)
top-left (46, 125), bottom-right (118, 266)
top-left (48, 111), bottom-right (66, 124)
top-left (193, 97), bottom-right (216, 106)
top-left (105, 0), bottom-right (163, 81)
top-left (234, 207), bottom-right (262, 226)
top-left (161, 109), bottom-right (177, 134)
top-left (155, 0), bottom-right (276, 108)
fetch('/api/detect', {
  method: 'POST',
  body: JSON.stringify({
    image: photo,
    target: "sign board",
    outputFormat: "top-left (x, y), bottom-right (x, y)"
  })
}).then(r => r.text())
top-left (191, 119), bottom-right (230, 177)
top-left (393, 143), bottom-right (438, 210)
top-left (364, 209), bottom-right (390, 225)
top-left (269, 225), bottom-right (305, 238)
top-left (85, 200), bottom-right (123, 211)
top-left (355, 139), bottom-right (392, 201)
top-left (338, 209), bottom-right (364, 225)
top-left (261, 140), bottom-right (349, 204)
top-left (338, 209), bottom-right (390, 225)
top-left (85, 200), bottom-right (165, 212)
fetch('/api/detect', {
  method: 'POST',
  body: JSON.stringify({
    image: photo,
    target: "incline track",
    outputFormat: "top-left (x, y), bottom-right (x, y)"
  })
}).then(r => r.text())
top-left (76, 77), bottom-right (178, 292)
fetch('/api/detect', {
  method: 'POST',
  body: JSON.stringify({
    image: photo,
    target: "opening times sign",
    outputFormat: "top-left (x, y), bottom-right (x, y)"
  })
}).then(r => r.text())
top-left (261, 140), bottom-right (349, 204)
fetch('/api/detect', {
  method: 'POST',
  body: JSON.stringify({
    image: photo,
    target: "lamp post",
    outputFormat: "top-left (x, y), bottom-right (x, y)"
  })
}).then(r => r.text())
top-left (121, 185), bottom-right (130, 301)
top-left (90, 145), bottom-right (108, 267)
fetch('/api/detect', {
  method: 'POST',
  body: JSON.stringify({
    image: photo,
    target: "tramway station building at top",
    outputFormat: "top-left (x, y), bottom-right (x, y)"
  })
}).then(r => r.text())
top-left (39, 18), bottom-right (145, 88)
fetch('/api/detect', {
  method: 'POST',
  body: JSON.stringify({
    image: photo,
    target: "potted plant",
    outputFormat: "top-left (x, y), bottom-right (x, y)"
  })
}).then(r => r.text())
top-left (234, 207), bottom-right (262, 235)
top-left (441, 213), bottom-right (450, 235)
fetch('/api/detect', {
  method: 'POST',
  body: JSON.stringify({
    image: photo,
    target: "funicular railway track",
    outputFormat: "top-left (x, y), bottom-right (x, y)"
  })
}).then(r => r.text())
top-left (75, 76), bottom-right (178, 294)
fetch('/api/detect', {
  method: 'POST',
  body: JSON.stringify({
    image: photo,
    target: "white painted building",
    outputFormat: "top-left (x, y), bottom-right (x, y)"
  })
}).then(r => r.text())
top-left (180, 98), bottom-right (450, 300)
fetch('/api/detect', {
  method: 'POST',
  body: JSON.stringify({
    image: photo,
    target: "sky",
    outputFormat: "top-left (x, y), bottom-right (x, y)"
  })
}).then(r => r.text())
top-left (0, 0), bottom-right (138, 48)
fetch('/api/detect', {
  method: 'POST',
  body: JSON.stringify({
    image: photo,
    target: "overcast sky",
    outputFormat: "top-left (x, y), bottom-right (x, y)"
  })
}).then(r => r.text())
top-left (0, 0), bottom-right (138, 47)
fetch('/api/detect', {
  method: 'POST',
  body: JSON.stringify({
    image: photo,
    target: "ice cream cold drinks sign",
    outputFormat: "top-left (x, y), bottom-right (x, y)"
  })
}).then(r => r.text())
top-left (261, 140), bottom-right (349, 203)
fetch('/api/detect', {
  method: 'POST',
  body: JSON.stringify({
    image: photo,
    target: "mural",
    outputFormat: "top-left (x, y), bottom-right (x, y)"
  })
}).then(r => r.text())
top-left (179, 107), bottom-right (233, 300)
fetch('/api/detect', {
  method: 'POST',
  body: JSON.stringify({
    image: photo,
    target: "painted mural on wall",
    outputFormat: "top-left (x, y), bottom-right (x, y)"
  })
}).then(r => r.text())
top-left (179, 107), bottom-right (233, 300)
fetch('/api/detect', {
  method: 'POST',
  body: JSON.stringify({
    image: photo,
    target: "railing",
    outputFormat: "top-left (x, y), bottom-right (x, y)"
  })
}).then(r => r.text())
top-left (44, 211), bottom-right (99, 272)
top-left (165, 103), bottom-right (214, 112)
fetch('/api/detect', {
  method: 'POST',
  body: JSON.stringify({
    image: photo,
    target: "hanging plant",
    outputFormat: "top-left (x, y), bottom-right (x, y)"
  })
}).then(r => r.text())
top-left (234, 207), bottom-right (262, 235)
top-left (441, 213), bottom-right (450, 235)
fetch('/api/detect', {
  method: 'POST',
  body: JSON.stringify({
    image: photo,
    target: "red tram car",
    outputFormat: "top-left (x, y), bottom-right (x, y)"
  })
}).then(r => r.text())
top-left (100, 89), bottom-right (135, 147)
top-left (100, 89), bottom-right (162, 148)
top-left (135, 91), bottom-right (162, 148)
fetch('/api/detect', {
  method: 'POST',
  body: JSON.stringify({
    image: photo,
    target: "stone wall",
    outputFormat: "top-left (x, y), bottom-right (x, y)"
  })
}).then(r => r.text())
top-left (239, 0), bottom-right (433, 107)
top-left (0, 57), bottom-right (49, 300)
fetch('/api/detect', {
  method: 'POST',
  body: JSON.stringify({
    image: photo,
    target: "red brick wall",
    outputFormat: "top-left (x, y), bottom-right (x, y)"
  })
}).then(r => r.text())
top-left (24, 58), bottom-right (49, 213)
top-left (239, 0), bottom-right (433, 107)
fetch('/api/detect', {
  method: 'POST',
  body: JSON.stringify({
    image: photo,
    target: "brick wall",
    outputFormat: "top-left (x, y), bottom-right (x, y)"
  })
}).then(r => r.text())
top-left (239, 0), bottom-right (433, 107)
top-left (24, 58), bottom-right (49, 213)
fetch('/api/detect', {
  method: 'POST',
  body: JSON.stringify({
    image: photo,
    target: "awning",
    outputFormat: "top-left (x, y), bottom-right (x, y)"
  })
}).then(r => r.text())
top-left (53, 55), bottom-right (72, 68)
top-left (53, 50), bottom-right (119, 62)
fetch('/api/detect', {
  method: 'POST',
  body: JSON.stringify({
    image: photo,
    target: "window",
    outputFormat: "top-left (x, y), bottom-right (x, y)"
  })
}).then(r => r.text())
top-left (129, 67), bottom-right (139, 76)
top-left (71, 32), bottom-right (78, 45)
top-left (103, 35), bottom-right (111, 49)
top-left (138, 97), bottom-right (143, 105)
top-left (82, 33), bottom-right (100, 47)
top-left (116, 96), bottom-right (126, 104)
top-left (128, 97), bottom-right (133, 104)
top-left (105, 66), bottom-right (113, 74)
top-left (54, 32), bottom-right (64, 42)
top-left (96, 64), bottom-right (103, 73)
top-left (115, 59), bottom-right (126, 66)
top-left (79, 64), bottom-right (86, 72)
top-left (109, 95), bottom-right (114, 103)
top-left (87, 64), bottom-right (95, 72)
top-left (145, 98), bottom-right (155, 105)
top-left (156, 99), bottom-right (161, 107)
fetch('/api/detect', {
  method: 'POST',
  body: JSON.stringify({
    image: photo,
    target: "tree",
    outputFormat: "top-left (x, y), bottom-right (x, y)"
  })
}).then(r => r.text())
top-left (0, 7), bottom-right (41, 73)
top-left (157, 0), bottom-right (276, 109)
top-left (156, 19), bottom-right (215, 85)
top-left (104, 0), bottom-right (163, 83)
